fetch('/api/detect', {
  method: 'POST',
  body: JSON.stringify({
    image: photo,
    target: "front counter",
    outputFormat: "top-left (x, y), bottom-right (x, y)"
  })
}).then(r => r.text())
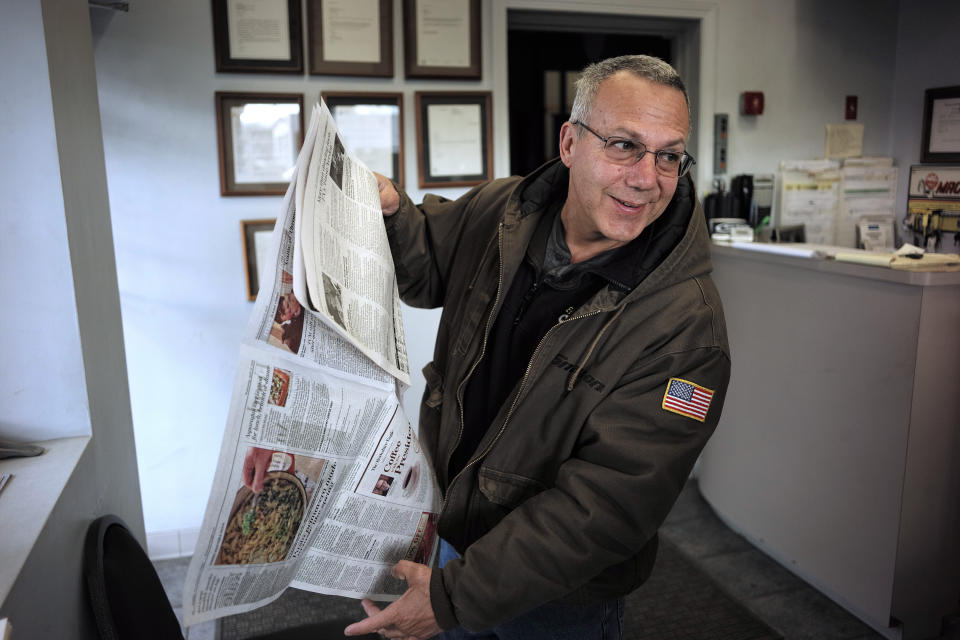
top-left (698, 244), bottom-right (960, 640)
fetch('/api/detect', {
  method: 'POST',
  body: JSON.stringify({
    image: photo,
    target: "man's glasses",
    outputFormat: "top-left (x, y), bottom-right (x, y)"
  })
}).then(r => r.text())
top-left (573, 120), bottom-right (696, 178)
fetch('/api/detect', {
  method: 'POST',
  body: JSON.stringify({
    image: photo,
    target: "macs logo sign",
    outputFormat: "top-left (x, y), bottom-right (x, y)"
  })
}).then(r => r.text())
top-left (917, 171), bottom-right (960, 197)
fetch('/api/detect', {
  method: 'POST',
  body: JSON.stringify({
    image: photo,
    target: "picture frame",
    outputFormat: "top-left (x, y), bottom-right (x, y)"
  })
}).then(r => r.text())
top-left (921, 85), bottom-right (960, 163)
top-left (322, 92), bottom-right (405, 186)
top-left (241, 218), bottom-right (277, 300)
top-left (211, 0), bottom-right (304, 74)
top-left (403, 0), bottom-right (481, 79)
top-left (215, 92), bottom-right (305, 196)
top-left (308, 0), bottom-right (393, 77)
top-left (415, 91), bottom-right (492, 188)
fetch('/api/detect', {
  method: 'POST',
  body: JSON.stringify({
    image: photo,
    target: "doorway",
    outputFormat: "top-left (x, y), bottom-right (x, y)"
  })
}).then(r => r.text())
top-left (506, 10), bottom-right (699, 177)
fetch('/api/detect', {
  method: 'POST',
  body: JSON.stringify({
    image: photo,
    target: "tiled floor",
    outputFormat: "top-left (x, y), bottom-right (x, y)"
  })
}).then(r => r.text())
top-left (155, 480), bottom-right (958, 640)
top-left (660, 482), bottom-right (883, 640)
top-left (659, 481), bottom-right (959, 640)
top-left (154, 555), bottom-right (215, 640)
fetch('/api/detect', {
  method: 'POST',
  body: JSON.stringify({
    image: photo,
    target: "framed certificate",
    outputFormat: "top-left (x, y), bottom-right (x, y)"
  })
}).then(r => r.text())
top-left (323, 92), bottom-right (404, 186)
top-left (308, 0), bottom-right (393, 76)
top-left (215, 92), bottom-right (304, 196)
top-left (241, 218), bottom-right (276, 300)
top-left (415, 91), bottom-right (492, 188)
top-left (211, 0), bottom-right (303, 74)
top-left (403, 0), bottom-right (480, 79)
top-left (922, 85), bottom-right (960, 163)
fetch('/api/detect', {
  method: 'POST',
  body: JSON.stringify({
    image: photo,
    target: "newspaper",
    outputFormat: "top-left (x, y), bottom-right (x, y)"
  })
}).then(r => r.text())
top-left (293, 103), bottom-right (409, 383)
top-left (183, 104), bottom-right (440, 627)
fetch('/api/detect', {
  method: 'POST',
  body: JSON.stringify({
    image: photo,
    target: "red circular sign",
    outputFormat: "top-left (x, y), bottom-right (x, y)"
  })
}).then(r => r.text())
top-left (925, 173), bottom-right (939, 191)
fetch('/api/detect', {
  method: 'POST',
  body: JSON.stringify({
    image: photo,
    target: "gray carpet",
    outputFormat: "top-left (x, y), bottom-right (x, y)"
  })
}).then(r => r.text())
top-left (625, 538), bottom-right (781, 640)
top-left (215, 538), bottom-right (780, 640)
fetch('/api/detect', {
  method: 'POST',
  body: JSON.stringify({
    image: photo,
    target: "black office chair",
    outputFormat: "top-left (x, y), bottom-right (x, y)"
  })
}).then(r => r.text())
top-left (84, 515), bottom-right (185, 640)
top-left (83, 515), bottom-right (381, 640)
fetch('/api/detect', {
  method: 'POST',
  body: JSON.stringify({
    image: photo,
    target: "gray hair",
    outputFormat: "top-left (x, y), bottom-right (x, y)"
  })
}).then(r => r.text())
top-left (569, 55), bottom-right (690, 129)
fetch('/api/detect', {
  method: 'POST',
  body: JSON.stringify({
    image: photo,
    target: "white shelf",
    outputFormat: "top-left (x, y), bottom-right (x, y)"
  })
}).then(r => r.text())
top-left (0, 436), bottom-right (91, 605)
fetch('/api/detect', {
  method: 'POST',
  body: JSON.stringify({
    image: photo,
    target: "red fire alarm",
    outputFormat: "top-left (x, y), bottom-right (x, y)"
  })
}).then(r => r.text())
top-left (741, 91), bottom-right (764, 115)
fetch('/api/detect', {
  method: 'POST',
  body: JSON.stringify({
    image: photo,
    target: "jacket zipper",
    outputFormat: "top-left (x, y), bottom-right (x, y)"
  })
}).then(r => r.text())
top-left (512, 281), bottom-right (540, 326)
top-left (442, 301), bottom-right (607, 512)
top-left (448, 223), bottom-right (506, 496)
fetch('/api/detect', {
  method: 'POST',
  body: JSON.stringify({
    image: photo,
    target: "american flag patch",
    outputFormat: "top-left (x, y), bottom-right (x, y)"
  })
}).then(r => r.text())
top-left (661, 378), bottom-right (714, 422)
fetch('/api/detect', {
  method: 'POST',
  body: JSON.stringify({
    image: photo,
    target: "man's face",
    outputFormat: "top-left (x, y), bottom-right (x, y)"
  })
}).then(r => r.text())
top-left (559, 72), bottom-right (690, 256)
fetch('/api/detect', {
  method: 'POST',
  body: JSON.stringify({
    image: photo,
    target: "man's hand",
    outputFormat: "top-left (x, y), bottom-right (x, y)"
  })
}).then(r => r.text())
top-left (374, 171), bottom-right (400, 217)
top-left (344, 561), bottom-right (441, 639)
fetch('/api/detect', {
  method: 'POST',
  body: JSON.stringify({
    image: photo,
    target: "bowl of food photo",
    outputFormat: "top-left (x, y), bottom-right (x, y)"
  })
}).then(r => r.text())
top-left (215, 471), bottom-right (306, 565)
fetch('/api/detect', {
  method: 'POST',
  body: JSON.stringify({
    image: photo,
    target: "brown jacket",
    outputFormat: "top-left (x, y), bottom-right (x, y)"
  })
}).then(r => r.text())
top-left (384, 159), bottom-right (731, 631)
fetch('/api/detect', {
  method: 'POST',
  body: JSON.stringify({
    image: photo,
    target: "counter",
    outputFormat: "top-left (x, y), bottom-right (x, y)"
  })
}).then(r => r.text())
top-left (698, 244), bottom-right (960, 640)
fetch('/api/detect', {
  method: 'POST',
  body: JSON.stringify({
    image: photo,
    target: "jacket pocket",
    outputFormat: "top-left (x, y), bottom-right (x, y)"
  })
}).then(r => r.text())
top-left (422, 360), bottom-right (444, 409)
top-left (478, 467), bottom-right (547, 509)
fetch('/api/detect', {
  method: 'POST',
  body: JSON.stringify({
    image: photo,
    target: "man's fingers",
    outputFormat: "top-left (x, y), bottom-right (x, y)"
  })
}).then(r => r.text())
top-left (390, 561), bottom-right (407, 580)
top-left (344, 600), bottom-right (387, 636)
top-left (391, 560), bottom-right (427, 585)
top-left (373, 171), bottom-right (400, 216)
top-left (360, 598), bottom-right (381, 617)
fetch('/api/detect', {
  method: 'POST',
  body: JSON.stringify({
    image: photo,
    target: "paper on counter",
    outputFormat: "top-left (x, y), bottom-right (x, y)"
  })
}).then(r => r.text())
top-left (725, 242), bottom-right (830, 259)
top-left (833, 251), bottom-right (894, 268)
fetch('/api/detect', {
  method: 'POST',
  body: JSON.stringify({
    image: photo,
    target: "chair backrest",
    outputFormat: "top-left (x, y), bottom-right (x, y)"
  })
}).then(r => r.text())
top-left (84, 515), bottom-right (185, 640)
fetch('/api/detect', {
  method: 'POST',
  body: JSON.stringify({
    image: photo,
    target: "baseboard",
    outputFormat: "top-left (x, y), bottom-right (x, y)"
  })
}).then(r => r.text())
top-left (146, 527), bottom-right (201, 560)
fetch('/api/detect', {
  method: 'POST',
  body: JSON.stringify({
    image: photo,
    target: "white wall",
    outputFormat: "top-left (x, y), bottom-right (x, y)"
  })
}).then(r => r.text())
top-left (92, 0), bottom-right (917, 543)
top-left (890, 0), bottom-right (960, 229)
top-left (92, 0), bottom-right (471, 541)
top-left (0, 0), bottom-right (91, 442)
top-left (0, 0), bottom-right (143, 636)
top-left (714, 0), bottom-right (898, 177)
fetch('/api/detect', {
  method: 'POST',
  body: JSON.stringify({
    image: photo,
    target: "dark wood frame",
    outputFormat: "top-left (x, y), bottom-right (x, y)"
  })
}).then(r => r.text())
top-left (308, 0), bottom-right (394, 76)
top-left (403, 0), bottom-right (481, 79)
top-left (211, 0), bottom-right (304, 74)
top-left (241, 219), bottom-right (277, 300)
top-left (322, 92), bottom-right (405, 186)
top-left (415, 91), bottom-right (492, 188)
top-left (921, 85), bottom-right (960, 163)
top-left (215, 92), bottom-right (305, 196)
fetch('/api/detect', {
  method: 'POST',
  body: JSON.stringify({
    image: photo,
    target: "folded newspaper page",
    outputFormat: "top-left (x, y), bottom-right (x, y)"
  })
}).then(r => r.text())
top-left (183, 104), bottom-right (439, 626)
top-left (294, 103), bottom-right (409, 384)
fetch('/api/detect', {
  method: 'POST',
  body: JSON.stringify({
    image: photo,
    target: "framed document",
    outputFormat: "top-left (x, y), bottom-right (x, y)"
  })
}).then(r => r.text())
top-left (323, 92), bottom-right (404, 185)
top-left (415, 91), bottom-right (492, 188)
top-left (308, 0), bottom-right (393, 76)
top-left (922, 85), bottom-right (960, 163)
top-left (216, 92), bottom-right (304, 196)
top-left (241, 219), bottom-right (276, 300)
top-left (211, 0), bottom-right (303, 74)
top-left (403, 0), bottom-right (480, 79)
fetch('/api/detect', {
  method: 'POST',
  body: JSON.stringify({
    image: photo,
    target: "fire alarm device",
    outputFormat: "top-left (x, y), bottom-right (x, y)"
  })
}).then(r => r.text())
top-left (741, 91), bottom-right (764, 115)
top-left (845, 95), bottom-right (858, 120)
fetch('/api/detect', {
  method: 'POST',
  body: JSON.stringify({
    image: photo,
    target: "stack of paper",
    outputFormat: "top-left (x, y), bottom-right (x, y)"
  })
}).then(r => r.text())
top-left (776, 160), bottom-right (841, 245)
top-left (837, 157), bottom-right (897, 249)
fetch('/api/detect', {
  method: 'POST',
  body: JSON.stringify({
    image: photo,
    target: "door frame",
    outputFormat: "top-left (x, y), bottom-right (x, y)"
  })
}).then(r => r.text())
top-left (491, 0), bottom-right (718, 186)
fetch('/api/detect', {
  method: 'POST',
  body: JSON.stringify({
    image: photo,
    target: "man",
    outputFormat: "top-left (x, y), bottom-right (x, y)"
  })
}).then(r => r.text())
top-left (346, 55), bottom-right (730, 639)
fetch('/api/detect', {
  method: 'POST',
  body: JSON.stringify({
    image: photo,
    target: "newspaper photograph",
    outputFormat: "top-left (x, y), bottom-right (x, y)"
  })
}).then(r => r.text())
top-left (183, 102), bottom-right (439, 627)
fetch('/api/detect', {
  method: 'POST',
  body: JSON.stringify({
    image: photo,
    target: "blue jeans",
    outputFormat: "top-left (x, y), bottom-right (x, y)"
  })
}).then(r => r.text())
top-left (434, 540), bottom-right (624, 640)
